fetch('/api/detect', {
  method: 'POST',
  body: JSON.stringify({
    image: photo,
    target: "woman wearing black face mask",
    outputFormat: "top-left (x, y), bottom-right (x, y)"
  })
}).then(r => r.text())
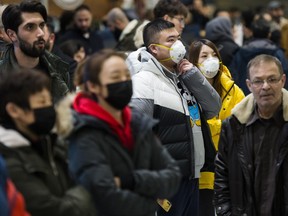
top-left (68, 49), bottom-right (181, 216)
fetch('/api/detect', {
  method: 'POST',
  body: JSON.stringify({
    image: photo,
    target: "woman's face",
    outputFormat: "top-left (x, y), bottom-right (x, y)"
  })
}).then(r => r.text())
top-left (97, 56), bottom-right (131, 98)
top-left (73, 47), bottom-right (86, 63)
top-left (198, 44), bottom-right (219, 64)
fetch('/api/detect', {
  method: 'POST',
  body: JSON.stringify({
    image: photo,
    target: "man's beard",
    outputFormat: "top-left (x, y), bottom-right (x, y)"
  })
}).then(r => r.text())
top-left (18, 36), bottom-right (46, 58)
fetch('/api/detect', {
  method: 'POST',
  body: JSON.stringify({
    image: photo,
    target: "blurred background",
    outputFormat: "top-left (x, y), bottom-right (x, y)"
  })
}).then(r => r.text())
top-left (1, 0), bottom-right (287, 21)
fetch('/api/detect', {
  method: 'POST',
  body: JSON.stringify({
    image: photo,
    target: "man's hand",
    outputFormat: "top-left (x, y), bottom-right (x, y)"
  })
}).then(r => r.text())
top-left (177, 59), bottom-right (194, 75)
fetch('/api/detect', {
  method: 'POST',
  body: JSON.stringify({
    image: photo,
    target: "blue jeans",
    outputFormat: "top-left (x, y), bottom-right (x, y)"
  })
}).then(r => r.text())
top-left (157, 178), bottom-right (199, 216)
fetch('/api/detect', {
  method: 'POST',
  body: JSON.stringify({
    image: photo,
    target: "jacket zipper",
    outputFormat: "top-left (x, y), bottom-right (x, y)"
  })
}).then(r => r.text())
top-left (152, 59), bottom-right (195, 179)
top-left (45, 136), bottom-right (59, 176)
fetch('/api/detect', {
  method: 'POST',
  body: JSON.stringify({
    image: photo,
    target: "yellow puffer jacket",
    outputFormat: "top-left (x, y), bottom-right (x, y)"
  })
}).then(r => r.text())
top-left (199, 66), bottom-right (245, 189)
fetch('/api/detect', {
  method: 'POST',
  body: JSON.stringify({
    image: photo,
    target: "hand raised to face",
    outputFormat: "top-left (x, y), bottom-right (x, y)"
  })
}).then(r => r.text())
top-left (177, 59), bottom-right (194, 75)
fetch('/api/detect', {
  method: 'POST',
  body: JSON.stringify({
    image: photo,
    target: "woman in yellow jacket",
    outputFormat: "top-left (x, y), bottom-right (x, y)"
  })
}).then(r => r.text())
top-left (189, 39), bottom-right (245, 216)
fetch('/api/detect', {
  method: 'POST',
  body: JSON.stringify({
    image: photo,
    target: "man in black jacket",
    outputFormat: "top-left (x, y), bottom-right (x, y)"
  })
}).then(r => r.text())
top-left (56, 4), bottom-right (104, 55)
top-left (0, 1), bottom-right (70, 103)
top-left (214, 54), bottom-right (288, 216)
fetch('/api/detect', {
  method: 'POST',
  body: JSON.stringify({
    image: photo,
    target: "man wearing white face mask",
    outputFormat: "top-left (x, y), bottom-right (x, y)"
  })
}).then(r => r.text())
top-left (127, 19), bottom-right (221, 216)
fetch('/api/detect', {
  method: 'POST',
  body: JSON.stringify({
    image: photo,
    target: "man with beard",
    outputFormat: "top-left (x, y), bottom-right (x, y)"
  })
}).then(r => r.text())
top-left (56, 4), bottom-right (104, 55)
top-left (0, 0), bottom-right (70, 103)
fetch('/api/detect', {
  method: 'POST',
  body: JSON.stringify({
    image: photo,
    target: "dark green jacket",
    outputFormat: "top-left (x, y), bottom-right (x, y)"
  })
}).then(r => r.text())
top-left (0, 45), bottom-right (70, 103)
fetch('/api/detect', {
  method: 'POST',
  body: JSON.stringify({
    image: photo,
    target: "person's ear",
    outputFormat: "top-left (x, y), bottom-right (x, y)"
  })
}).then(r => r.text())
top-left (163, 14), bottom-right (170, 21)
top-left (6, 102), bottom-right (23, 120)
top-left (281, 74), bottom-right (286, 87)
top-left (148, 44), bottom-right (158, 56)
top-left (49, 33), bottom-right (55, 44)
top-left (6, 29), bottom-right (17, 43)
top-left (246, 79), bottom-right (253, 93)
top-left (86, 81), bottom-right (101, 95)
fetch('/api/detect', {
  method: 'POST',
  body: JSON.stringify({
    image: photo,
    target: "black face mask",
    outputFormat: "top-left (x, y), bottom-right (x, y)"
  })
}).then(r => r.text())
top-left (112, 27), bottom-right (122, 41)
top-left (104, 80), bottom-right (133, 110)
top-left (28, 106), bottom-right (56, 135)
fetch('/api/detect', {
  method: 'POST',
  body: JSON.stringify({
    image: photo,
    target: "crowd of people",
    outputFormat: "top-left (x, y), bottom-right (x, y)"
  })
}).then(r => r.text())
top-left (0, 0), bottom-right (287, 216)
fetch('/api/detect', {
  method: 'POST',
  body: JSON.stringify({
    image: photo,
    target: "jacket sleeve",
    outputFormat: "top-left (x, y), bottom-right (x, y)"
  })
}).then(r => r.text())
top-left (129, 72), bottom-right (154, 117)
top-left (179, 66), bottom-right (222, 119)
top-left (68, 129), bottom-right (158, 216)
top-left (132, 133), bottom-right (181, 199)
top-left (5, 158), bottom-right (96, 216)
top-left (214, 119), bottom-right (232, 215)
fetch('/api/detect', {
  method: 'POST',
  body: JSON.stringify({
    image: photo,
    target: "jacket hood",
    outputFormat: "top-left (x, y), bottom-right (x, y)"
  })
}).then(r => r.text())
top-left (54, 93), bottom-right (75, 138)
top-left (205, 17), bottom-right (234, 43)
top-left (72, 106), bottom-right (158, 139)
top-left (0, 126), bottom-right (30, 148)
top-left (232, 88), bottom-right (288, 123)
top-left (243, 39), bottom-right (278, 50)
top-left (126, 47), bottom-right (167, 77)
top-left (234, 47), bottom-right (279, 68)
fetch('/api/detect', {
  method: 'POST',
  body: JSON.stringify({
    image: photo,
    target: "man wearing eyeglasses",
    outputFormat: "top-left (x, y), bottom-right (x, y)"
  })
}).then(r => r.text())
top-left (153, 0), bottom-right (188, 36)
top-left (214, 54), bottom-right (288, 216)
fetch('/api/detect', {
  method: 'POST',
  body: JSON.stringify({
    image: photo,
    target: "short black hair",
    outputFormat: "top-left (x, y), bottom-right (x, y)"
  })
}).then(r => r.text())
top-left (154, 0), bottom-right (188, 19)
top-left (2, 0), bottom-right (47, 33)
top-left (74, 4), bottom-right (91, 13)
top-left (46, 16), bottom-right (55, 34)
top-left (251, 18), bottom-right (270, 39)
top-left (0, 70), bottom-right (50, 125)
top-left (59, 39), bottom-right (84, 59)
top-left (143, 18), bottom-right (175, 49)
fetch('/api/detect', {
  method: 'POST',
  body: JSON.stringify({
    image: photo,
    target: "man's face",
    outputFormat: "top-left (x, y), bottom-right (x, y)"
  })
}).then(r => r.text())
top-left (107, 21), bottom-right (122, 41)
top-left (269, 8), bottom-right (284, 22)
top-left (74, 9), bottom-right (92, 33)
top-left (246, 61), bottom-right (286, 113)
top-left (165, 14), bottom-right (185, 35)
top-left (15, 12), bottom-right (46, 57)
top-left (149, 28), bottom-right (180, 68)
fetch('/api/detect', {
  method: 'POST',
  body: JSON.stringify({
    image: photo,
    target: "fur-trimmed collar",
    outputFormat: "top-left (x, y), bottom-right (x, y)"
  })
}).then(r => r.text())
top-left (232, 88), bottom-right (288, 124)
top-left (54, 93), bottom-right (75, 138)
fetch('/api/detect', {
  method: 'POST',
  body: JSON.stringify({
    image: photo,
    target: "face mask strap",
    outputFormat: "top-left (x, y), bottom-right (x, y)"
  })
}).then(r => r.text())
top-left (150, 43), bottom-right (171, 50)
top-left (149, 44), bottom-right (173, 62)
top-left (159, 57), bottom-right (172, 62)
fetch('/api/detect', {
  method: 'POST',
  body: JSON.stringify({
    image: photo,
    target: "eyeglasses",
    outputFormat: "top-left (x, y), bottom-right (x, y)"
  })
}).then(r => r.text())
top-left (250, 76), bottom-right (282, 87)
top-left (172, 16), bottom-right (185, 26)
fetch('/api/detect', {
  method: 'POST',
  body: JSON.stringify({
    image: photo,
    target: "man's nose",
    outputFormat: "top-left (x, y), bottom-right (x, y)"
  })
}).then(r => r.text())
top-left (37, 27), bottom-right (44, 37)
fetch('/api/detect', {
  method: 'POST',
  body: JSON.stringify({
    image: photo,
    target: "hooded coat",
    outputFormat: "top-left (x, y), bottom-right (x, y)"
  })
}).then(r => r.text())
top-left (205, 17), bottom-right (239, 67)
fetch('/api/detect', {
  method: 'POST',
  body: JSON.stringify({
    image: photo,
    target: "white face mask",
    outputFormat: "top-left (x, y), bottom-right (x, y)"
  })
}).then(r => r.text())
top-left (169, 40), bottom-right (186, 63)
top-left (199, 57), bottom-right (220, 78)
top-left (152, 40), bottom-right (186, 64)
